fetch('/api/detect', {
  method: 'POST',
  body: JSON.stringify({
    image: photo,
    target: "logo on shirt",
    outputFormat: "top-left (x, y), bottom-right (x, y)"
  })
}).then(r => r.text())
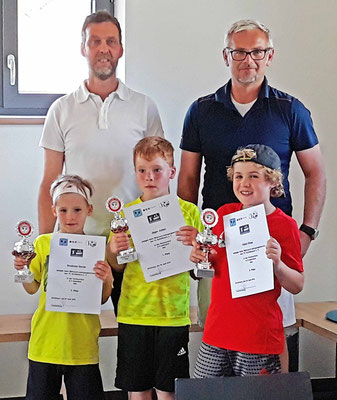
top-left (147, 213), bottom-right (161, 224)
top-left (239, 224), bottom-right (250, 235)
top-left (59, 238), bottom-right (68, 246)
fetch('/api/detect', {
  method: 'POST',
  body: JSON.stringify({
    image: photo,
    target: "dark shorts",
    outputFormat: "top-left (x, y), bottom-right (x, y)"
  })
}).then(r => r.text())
top-left (194, 341), bottom-right (281, 378)
top-left (115, 323), bottom-right (190, 392)
top-left (26, 360), bottom-right (104, 400)
top-left (111, 270), bottom-right (124, 315)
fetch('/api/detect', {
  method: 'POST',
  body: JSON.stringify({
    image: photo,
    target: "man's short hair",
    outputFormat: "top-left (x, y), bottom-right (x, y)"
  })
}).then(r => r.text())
top-left (225, 19), bottom-right (273, 48)
top-left (81, 10), bottom-right (122, 45)
top-left (133, 137), bottom-right (175, 167)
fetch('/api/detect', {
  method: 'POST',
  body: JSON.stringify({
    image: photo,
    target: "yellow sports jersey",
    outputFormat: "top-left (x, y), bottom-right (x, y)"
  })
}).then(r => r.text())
top-left (109, 197), bottom-right (202, 326)
top-left (28, 234), bottom-right (101, 365)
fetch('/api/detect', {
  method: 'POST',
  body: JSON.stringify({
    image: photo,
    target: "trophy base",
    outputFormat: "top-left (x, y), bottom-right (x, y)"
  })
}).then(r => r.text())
top-left (194, 264), bottom-right (215, 278)
top-left (117, 249), bottom-right (138, 264)
top-left (14, 270), bottom-right (34, 283)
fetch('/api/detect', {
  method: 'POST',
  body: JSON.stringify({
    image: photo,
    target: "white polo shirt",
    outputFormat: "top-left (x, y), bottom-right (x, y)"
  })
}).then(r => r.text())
top-left (40, 80), bottom-right (164, 236)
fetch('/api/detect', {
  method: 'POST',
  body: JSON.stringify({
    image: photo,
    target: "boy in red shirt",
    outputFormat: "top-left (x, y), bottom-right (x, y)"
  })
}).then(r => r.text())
top-left (190, 144), bottom-right (304, 376)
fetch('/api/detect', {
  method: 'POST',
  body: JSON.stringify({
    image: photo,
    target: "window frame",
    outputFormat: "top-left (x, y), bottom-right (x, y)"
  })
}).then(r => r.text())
top-left (0, 0), bottom-right (114, 116)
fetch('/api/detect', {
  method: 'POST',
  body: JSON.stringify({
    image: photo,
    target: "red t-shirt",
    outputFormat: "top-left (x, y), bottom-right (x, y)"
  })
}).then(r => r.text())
top-left (202, 203), bottom-right (303, 355)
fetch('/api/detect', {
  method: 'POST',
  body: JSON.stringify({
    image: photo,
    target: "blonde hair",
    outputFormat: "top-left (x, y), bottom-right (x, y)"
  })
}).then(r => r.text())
top-left (50, 174), bottom-right (94, 203)
top-left (133, 137), bottom-right (174, 167)
top-left (225, 19), bottom-right (273, 48)
top-left (227, 148), bottom-right (284, 198)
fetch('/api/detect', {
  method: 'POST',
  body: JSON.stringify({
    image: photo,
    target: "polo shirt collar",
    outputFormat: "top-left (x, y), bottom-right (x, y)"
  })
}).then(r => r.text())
top-left (215, 77), bottom-right (269, 106)
top-left (76, 78), bottom-right (129, 103)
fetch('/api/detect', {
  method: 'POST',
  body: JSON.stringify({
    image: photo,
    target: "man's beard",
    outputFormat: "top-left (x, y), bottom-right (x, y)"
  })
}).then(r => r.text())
top-left (94, 64), bottom-right (116, 81)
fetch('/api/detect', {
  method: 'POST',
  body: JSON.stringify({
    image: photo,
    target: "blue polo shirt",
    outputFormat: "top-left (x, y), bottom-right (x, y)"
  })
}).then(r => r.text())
top-left (180, 78), bottom-right (318, 215)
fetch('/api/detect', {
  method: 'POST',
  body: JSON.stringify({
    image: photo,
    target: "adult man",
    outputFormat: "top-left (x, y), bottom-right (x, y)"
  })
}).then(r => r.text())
top-left (178, 19), bottom-right (326, 371)
top-left (38, 11), bottom-right (164, 311)
top-left (178, 19), bottom-right (325, 257)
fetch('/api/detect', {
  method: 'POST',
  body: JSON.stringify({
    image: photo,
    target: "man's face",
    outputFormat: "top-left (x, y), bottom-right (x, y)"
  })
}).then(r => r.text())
top-left (224, 29), bottom-right (274, 87)
top-left (81, 21), bottom-right (123, 81)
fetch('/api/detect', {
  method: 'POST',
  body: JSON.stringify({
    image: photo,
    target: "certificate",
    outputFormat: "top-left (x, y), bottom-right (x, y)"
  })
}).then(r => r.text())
top-left (224, 204), bottom-right (273, 298)
top-left (124, 194), bottom-right (193, 282)
top-left (46, 233), bottom-right (106, 314)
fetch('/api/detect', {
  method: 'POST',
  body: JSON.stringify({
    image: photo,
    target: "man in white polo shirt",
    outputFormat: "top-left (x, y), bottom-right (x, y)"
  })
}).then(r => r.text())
top-left (38, 11), bottom-right (163, 311)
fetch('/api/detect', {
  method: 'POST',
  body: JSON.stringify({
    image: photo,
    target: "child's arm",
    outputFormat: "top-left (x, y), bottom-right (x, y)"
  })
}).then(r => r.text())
top-left (266, 237), bottom-right (304, 294)
top-left (176, 225), bottom-right (198, 245)
top-left (13, 255), bottom-right (40, 295)
top-left (106, 232), bottom-right (129, 272)
top-left (94, 260), bottom-right (114, 304)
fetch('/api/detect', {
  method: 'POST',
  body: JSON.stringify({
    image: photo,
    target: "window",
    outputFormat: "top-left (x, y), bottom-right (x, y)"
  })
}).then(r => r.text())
top-left (0, 0), bottom-right (114, 115)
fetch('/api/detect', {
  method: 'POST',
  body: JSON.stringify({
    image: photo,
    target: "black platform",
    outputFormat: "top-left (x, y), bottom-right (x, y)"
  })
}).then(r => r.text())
top-left (175, 372), bottom-right (313, 400)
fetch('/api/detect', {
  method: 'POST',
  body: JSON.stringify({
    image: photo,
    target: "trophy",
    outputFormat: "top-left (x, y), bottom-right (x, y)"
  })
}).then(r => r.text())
top-left (106, 196), bottom-right (138, 264)
top-left (12, 220), bottom-right (35, 283)
top-left (194, 209), bottom-right (219, 278)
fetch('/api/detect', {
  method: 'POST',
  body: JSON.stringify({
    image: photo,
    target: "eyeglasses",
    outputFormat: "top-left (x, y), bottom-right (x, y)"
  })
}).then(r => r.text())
top-left (226, 48), bottom-right (271, 61)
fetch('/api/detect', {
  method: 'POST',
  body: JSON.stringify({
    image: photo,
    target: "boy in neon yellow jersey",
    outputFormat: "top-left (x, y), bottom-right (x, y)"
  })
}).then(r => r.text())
top-left (107, 137), bottom-right (202, 400)
top-left (13, 175), bottom-right (113, 400)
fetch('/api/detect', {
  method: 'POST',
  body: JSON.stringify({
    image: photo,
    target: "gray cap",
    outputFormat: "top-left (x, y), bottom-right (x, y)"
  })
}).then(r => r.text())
top-left (232, 144), bottom-right (281, 170)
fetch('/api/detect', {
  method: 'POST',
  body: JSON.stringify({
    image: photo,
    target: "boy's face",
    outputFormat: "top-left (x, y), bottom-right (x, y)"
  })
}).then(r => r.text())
top-left (52, 193), bottom-right (93, 234)
top-left (232, 161), bottom-right (273, 209)
top-left (135, 155), bottom-right (176, 201)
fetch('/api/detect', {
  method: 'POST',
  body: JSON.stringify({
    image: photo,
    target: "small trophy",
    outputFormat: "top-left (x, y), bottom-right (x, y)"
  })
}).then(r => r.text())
top-left (12, 220), bottom-right (35, 283)
top-left (106, 196), bottom-right (138, 264)
top-left (194, 209), bottom-right (219, 278)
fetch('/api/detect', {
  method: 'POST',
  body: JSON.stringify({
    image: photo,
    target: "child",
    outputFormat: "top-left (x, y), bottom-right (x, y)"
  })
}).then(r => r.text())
top-left (13, 174), bottom-right (113, 400)
top-left (190, 144), bottom-right (304, 377)
top-left (107, 137), bottom-right (203, 400)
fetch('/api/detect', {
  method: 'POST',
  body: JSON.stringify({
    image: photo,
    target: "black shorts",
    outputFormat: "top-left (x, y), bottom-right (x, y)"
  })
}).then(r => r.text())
top-left (26, 360), bottom-right (104, 400)
top-left (115, 323), bottom-right (190, 392)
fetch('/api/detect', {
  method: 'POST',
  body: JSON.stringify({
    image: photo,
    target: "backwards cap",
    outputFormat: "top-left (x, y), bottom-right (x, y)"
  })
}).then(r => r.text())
top-left (231, 144), bottom-right (281, 170)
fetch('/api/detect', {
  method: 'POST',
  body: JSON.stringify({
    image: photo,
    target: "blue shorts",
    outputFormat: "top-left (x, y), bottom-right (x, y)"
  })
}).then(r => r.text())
top-left (115, 323), bottom-right (190, 392)
top-left (26, 360), bottom-right (104, 400)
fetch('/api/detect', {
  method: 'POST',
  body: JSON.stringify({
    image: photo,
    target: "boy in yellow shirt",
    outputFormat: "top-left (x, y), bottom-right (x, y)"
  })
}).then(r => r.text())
top-left (107, 137), bottom-right (202, 400)
top-left (13, 175), bottom-right (113, 400)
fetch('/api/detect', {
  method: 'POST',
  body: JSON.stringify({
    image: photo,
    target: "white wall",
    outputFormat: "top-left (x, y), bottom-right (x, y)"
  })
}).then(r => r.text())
top-left (1, 0), bottom-right (337, 397)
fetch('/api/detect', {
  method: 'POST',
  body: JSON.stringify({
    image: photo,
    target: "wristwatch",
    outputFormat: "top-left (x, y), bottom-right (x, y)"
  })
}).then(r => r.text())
top-left (299, 224), bottom-right (319, 240)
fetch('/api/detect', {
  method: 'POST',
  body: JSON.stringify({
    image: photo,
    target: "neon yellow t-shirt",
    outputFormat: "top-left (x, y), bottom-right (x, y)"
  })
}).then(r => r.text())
top-left (109, 197), bottom-right (202, 327)
top-left (28, 234), bottom-right (101, 365)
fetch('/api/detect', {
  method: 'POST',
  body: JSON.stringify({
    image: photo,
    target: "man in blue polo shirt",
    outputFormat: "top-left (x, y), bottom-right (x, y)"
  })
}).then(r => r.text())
top-left (178, 19), bottom-right (326, 258)
top-left (178, 19), bottom-right (326, 372)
